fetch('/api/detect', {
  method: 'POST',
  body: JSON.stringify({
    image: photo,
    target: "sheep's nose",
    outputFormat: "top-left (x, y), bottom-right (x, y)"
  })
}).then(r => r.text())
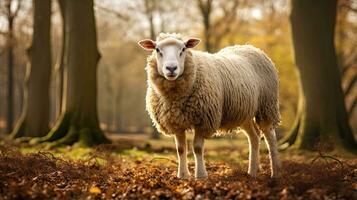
top-left (166, 66), bottom-right (177, 73)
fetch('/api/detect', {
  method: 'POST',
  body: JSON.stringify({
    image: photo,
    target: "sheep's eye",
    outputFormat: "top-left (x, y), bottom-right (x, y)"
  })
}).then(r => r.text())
top-left (180, 48), bottom-right (186, 56)
top-left (156, 48), bottom-right (162, 56)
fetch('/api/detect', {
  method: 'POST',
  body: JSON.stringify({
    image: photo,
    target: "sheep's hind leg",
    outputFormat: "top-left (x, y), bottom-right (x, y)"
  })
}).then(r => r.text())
top-left (193, 132), bottom-right (208, 179)
top-left (174, 134), bottom-right (190, 179)
top-left (261, 123), bottom-right (281, 178)
top-left (242, 120), bottom-right (260, 177)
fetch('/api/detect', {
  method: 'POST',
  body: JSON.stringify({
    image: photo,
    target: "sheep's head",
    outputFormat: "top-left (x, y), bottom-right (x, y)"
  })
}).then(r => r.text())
top-left (138, 33), bottom-right (200, 81)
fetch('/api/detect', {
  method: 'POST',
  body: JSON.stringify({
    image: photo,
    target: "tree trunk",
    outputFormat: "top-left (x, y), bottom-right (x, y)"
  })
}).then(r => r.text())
top-left (6, 2), bottom-right (14, 134)
top-left (289, 0), bottom-right (357, 151)
top-left (279, 74), bottom-right (304, 149)
top-left (53, 0), bottom-right (66, 119)
top-left (10, 0), bottom-right (52, 138)
top-left (144, 0), bottom-right (156, 40)
top-left (197, 0), bottom-right (212, 52)
top-left (36, 0), bottom-right (109, 146)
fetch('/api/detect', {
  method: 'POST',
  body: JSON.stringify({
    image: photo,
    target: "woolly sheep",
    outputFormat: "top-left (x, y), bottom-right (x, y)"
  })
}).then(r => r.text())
top-left (138, 33), bottom-right (281, 179)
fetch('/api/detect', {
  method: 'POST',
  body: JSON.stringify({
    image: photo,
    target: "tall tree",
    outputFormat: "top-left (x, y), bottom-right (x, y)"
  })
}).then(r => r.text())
top-left (36, 0), bottom-right (109, 146)
top-left (336, 0), bottom-right (357, 117)
top-left (143, 0), bottom-right (156, 40)
top-left (281, 0), bottom-right (357, 151)
top-left (53, 0), bottom-right (66, 119)
top-left (3, 0), bottom-right (22, 134)
top-left (10, 0), bottom-right (52, 138)
top-left (142, 0), bottom-right (160, 138)
top-left (196, 0), bottom-right (212, 52)
top-left (196, 0), bottom-right (245, 52)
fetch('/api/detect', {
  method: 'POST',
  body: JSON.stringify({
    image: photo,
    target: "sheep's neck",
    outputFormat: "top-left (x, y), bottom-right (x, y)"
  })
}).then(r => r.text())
top-left (152, 74), bottom-right (196, 101)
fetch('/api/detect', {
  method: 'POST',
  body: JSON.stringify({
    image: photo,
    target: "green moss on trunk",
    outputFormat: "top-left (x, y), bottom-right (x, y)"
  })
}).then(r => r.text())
top-left (279, 115), bottom-right (300, 149)
top-left (49, 127), bottom-right (110, 147)
top-left (9, 116), bottom-right (26, 139)
top-left (279, 83), bottom-right (304, 150)
top-left (30, 112), bottom-right (71, 144)
top-left (36, 111), bottom-right (110, 147)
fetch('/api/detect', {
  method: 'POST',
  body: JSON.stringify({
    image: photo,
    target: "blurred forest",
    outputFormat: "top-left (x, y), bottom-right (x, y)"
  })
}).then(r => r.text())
top-left (1, 0), bottom-right (356, 142)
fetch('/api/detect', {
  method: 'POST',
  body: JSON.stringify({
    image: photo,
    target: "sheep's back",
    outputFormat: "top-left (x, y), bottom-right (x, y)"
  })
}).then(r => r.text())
top-left (216, 45), bottom-right (280, 127)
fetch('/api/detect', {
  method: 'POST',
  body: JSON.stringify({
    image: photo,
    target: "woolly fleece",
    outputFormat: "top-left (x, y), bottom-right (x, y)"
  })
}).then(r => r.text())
top-left (145, 33), bottom-right (280, 138)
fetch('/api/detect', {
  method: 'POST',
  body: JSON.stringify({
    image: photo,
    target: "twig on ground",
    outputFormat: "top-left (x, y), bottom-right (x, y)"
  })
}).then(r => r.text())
top-left (311, 150), bottom-right (354, 169)
top-left (149, 157), bottom-right (177, 165)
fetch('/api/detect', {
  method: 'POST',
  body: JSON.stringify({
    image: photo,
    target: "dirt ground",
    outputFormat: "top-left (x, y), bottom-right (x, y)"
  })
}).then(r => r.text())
top-left (0, 135), bottom-right (356, 200)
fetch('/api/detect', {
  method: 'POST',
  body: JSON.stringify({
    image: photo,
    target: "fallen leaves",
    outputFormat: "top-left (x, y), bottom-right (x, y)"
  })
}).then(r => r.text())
top-left (89, 186), bottom-right (102, 194)
top-left (0, 144), bottom-right (356, 199)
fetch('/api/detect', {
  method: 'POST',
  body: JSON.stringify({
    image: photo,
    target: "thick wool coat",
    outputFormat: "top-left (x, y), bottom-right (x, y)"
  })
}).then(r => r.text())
top-left (146, 37), bottom-right (280, 137)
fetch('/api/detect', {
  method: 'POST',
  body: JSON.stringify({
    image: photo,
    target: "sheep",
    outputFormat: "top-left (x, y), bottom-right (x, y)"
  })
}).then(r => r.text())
top-left (138, 33), bottom-right (281, 179)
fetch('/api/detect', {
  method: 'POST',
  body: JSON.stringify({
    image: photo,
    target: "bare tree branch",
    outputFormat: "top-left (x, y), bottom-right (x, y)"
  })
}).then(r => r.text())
top-left (349, 97), bottom-right (357, 116)
top-left (94, 4), bottom-right (129, 21)
top-left (197, 0), bottom-right (212, 15)
top-left (143, 0), bottom-right (156, 40)
top-left (211, 0), bottom-right (242, 49)
top-left (196, 0), bottom-right (213, 51)
top-left (344, 53), bottom-right (357, 70)
top-left (344, 74), bottom-right (357, 96)
top-left (341, 48), bottom-right (357, 77)
top-left (339, 0), bottom-right (357, 13)
top-left (12, 0), bottom-right (22, 18)
top-left (341, 4), bottom-right (357, 13)
top-left (4, 0), bottom-right (11, 18)
top-left (0, 1), bottom-right (7, 15)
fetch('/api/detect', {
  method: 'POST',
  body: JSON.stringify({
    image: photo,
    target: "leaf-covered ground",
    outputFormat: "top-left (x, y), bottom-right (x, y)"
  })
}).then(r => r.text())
top-left (0, 135), bottom-right (356, 199)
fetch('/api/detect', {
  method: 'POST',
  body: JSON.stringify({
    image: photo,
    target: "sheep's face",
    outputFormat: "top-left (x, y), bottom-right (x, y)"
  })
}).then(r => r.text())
top-left (139, 37), bottom-right (200, 81)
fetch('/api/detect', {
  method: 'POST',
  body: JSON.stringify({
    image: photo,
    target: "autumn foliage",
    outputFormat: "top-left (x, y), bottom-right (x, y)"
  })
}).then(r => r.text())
top-left (0, 143), bottom-right (356, 199)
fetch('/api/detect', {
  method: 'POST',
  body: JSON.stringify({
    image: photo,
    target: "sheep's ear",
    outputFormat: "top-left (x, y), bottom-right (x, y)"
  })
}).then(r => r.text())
top-left (138, 39), bottom-right (156, 50)
top-left (185, 38), bottom-right (200, 48)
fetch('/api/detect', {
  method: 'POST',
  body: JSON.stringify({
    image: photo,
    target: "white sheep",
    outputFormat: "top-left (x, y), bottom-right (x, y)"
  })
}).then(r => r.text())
top-left (138, 33), bottom-right (281, 179)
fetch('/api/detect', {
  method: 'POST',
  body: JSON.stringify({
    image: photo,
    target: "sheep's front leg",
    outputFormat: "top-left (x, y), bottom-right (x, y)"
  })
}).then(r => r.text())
top-left (193, 133), bottom-right (208, 179)
top-left (174, 134), bottom-right (190, 179)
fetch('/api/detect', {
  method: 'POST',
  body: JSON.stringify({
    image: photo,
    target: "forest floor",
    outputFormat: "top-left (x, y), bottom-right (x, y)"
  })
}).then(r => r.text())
top-left (0, 133), bottom-right (356, 199)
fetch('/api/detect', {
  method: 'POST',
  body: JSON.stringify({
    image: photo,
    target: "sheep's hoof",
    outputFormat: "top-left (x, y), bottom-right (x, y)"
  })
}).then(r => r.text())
top-left (195, 175), bottom-right (208, 180)
top-left (270, 165), bottom-right (281, 178)
top-left (270, 172), bottom-right (280, 179)
top-left (248, 170), bottom-right (258, 177)
top-left (177, 172), bottom-right (191, 179)
top-left (195, 171), bottom-right (208, 180)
